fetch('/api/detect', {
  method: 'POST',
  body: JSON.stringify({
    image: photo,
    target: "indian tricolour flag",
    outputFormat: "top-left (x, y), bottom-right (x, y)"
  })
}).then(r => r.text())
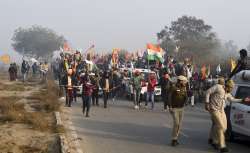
top-left (146, 43), bottom-right (164, 62)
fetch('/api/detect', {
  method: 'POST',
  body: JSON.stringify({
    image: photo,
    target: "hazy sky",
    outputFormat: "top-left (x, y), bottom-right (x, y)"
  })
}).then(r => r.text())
top-left (1, 0), bottom-right (250, 57)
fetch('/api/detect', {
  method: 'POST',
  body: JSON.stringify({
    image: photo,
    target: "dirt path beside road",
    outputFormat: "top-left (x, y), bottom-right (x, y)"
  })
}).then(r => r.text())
top-left (0, 73), bottom-right (62, 153)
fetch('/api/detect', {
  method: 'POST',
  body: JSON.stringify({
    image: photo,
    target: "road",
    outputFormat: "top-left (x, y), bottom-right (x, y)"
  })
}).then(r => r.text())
top-left (67, 98), bottom-right (250, 153)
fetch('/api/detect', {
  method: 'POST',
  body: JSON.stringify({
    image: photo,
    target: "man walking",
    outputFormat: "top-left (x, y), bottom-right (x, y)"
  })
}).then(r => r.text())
top-left (146, 72), bottom-right (157, 110)
top-left (101, 71), bottom-right (111, 108)
top-left (82, 74), bottom-right (95, 117)
top-left (169, 75), bottom-right (188, 146)
top-left (92, 72), bottom-right (100, 106)
top-left (159, 72), bottom-right (171, 111)
top-left (131, 70), bottom-right (143, 109)
top-left (21, 60), bottom-right (28, 82)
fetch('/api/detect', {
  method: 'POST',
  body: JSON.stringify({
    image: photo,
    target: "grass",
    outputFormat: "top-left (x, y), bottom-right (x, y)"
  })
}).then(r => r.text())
top-left (54, 125), bottom-right (65, 134)
top-left (0, 97), bottom-right (51, 131)
top-left (0, 82), bottom-right (26, 91)
top-left (0, 74), bottom-right (64, 132)
top-left (19, 145), bottom-right (42, 153)
top-left (28, 80), bottom-right (60, 112)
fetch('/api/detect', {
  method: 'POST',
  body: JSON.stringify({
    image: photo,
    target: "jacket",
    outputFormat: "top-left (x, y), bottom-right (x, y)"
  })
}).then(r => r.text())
top-left (147, 78), bottom-right (157, 92)
top-left (206, 84), bottom-right (242, 112)
top-left (169, 84), bottom-right (188, 108)
top-left (131, 76), bottom-right (143, 91)
top-left (159, 77), bottom-right (171, 94)
top-left (83, 82), bottom-right (94, 96)
top-left (100, 77), bottom-right (112, 92)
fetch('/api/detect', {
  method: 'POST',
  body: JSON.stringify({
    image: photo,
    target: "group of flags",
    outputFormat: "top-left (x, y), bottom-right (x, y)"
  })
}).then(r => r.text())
top-left (0, 54), bottom-right (10, 64)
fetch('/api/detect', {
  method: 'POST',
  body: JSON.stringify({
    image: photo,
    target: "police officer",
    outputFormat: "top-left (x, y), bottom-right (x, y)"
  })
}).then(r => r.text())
top-left (207, 77), bottom-right (225, 149)
top-left (169, 75), bottom-right (188, 146)
top-left (205, 79), bottom-right (250, 153)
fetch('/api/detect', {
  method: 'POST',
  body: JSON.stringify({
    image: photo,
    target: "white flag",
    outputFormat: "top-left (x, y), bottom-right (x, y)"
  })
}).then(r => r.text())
top-left (216, 64), bottom-right (221, 74)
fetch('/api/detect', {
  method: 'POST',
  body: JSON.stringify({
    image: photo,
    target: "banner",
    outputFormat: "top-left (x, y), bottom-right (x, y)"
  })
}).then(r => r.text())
top-left (112, 48), bottom-right (120, 65)
top-left (0, 54), bottom-right (10, 64)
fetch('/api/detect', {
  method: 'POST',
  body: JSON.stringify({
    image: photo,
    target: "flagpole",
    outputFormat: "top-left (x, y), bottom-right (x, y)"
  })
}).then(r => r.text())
top-left (147, 56), bottom-right (149, 70)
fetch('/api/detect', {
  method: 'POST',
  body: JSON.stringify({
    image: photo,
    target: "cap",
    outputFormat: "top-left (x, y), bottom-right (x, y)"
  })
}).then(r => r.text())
top-left (177, 75), bottom-right (188, 82)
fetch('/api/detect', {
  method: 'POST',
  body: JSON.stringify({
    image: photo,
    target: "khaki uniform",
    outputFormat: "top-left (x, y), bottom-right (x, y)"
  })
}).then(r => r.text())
top-left (206, 84), bottom-right (242, 148)
top-left (169, 85), bottom-right (188, 140)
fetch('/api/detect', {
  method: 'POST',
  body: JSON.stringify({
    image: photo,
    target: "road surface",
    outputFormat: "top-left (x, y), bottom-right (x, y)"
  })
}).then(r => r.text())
top-left (67, 98), bottom-right (250, 153)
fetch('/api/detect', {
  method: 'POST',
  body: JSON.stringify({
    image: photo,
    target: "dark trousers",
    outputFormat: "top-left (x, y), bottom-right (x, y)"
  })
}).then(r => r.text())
top-left (66, 89), bottom-right (73, 107)
top-left (133, 89), bottom-right (141, 106)
top-left (112, 88), bottom-right (117, 99)
top-left (82, 95), bottom-right (91, 115)
top-left (103, 91), bottom-right (109, 108)
top-left (92, 89), bottom-right (99, 105)
top-left (162, 91), bottom-right (169, 109)
top-left (73, 88), bottom-right (77, 102)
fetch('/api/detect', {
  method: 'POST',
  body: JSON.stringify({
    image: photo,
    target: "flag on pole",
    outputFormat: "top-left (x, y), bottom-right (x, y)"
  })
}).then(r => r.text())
top-left (230, 58), bottom-right (237, 72)
top-left (63, 42), bottom-right (71, 51)
top-left (0, 54), bottom-right (10, 64)
top-left (216, 64), bottom-right (221, 74)
top-left (146, 43), bottom-right (164, 62)
top-left (201, 65), bottom-right (207, 80)
top-left (206, 65), bottom-right (211, 76)
top-left (112, 48), bottom-right (120, 65)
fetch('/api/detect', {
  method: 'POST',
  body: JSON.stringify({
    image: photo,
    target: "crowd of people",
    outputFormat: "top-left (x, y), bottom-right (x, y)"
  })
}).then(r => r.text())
top-left (8, 59), bottom-right (49, 82)
top-left (7, 48), bottom-right (250, 153)
top-left (53, 48), bottom-right (250, 153)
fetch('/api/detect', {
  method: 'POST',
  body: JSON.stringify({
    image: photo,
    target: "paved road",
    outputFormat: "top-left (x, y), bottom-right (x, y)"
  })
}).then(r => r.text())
top-left (68, 99), bottom-right (250, 153)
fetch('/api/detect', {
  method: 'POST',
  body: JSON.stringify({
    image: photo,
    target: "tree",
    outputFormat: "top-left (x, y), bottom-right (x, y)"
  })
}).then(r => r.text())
top-left (157, 16), bottom-right (220, 63)
top-left (12, 25), bottom-right (65, 58)
top-left (223, 40), bottom-right (238, 58)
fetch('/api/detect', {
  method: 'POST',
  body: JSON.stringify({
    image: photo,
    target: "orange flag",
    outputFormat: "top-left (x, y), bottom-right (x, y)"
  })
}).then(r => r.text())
top-left (63, 42), bottom-right (70, 51)
top-left (0, 54), bottom-right (10, 64)
top-left (201, 65), bottom-right (207, 80)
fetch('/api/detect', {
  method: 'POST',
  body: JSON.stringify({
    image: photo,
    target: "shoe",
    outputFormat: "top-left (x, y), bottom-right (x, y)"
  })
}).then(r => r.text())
top-left (171, 140), bottom-right (179, 147)
top-left (220, 147), bottom-right (229, 153)
top-left (134, 105), bottom-right (139, 110)
top-left (208, 139), bottom-right (213, 144)
top-left (86, 114), bottom-right (90, 118)
top-left (211, 143), bottom-right (219, 150)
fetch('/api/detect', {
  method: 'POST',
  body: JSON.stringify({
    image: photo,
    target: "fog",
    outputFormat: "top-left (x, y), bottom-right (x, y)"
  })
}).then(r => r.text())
top-left (1, 0), bottom-right (250, 60)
